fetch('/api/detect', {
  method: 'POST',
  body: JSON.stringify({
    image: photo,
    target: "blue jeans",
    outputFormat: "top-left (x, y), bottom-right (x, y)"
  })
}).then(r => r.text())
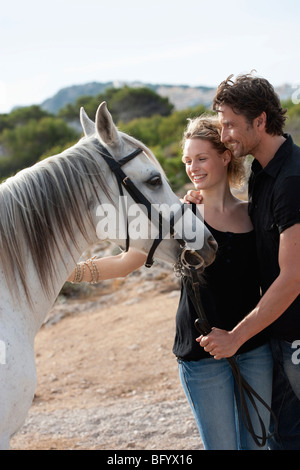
top-left (178, 344), bottom-right (273, 450)
top-left (268, 339), bottom-right (300, 450)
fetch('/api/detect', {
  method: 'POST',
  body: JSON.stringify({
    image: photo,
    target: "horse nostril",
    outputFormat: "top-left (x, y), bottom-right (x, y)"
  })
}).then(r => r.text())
top-left (180, 249), bottom-right (204, 270)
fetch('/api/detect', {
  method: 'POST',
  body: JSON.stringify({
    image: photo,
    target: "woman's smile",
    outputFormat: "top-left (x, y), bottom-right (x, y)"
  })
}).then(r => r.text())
top-left (192, 174), bottom-right (207, 181)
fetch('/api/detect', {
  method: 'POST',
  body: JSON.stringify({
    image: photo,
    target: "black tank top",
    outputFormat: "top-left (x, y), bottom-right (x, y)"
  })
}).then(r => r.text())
top-left (173, 222), bottom-right (269, 361)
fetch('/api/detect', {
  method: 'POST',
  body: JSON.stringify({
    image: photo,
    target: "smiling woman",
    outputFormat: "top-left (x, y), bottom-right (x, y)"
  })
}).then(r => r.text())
top-left (182, 115), bottom-right (246, 190)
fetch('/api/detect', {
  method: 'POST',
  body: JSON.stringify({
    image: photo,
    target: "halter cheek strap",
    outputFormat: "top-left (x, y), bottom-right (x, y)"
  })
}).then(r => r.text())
top-left (95, 144), bottom-right (144, 253)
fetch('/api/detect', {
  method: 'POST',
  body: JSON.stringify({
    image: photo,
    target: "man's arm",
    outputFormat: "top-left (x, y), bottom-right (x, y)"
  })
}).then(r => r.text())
top-left (199, 223), bottom-right (300, 359)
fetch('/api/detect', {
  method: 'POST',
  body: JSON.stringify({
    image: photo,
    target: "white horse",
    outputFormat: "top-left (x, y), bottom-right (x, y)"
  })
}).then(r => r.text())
top-left (0, 102), bottom-right (216, 449)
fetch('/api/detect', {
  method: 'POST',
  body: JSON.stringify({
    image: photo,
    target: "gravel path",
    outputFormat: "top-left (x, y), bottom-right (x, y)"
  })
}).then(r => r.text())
top-left (14, 396), bottom-right (203, 450)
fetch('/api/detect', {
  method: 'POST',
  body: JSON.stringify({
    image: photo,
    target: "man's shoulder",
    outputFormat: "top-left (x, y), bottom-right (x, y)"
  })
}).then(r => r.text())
top-left (279, 136), bottom-right (300, 178)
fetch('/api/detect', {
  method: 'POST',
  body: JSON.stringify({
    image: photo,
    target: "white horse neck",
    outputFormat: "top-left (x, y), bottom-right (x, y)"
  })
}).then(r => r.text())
top-left (0, 224), bottom-right (95, 340)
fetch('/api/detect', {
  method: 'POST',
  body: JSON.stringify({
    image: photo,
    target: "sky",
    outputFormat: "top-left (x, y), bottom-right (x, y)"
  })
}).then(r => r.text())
top-left (1, 0), bottom-right (300, 113)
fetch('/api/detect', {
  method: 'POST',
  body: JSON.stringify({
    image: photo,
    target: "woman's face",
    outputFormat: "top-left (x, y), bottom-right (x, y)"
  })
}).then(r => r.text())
top-left (182, 138), bottom-right (231, 191)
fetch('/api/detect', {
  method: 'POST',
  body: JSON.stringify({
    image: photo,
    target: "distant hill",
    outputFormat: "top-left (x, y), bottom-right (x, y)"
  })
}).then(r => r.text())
top-left (41, 81), bottom-right (216, 114)
top-left (41, 80), bottom-right (295, 115)
top-left (41, 82), bottom-right (113, 114)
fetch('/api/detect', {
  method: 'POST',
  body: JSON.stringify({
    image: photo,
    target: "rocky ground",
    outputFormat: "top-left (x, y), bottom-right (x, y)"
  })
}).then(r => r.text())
top-left (10, 247), bottom-right (203, 451)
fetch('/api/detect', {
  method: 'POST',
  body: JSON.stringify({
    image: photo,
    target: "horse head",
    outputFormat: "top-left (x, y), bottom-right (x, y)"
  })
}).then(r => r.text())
top-left (80, 102), bottom-right (217, 271)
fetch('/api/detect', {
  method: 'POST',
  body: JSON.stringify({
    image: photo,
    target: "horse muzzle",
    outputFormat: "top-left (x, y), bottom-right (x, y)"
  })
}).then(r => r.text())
top-left (180, 235), bottom-right (217, 271)
top-left (180, 248), bottom-right (205, 271)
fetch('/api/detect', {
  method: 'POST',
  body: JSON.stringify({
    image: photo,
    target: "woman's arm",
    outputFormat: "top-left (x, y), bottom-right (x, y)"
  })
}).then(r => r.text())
top-left (68, 248), bottom-right (147, 283)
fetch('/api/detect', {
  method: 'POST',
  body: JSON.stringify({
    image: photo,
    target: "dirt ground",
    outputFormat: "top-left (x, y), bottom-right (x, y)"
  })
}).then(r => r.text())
top-left (10, 261), bottom-right (203, 451)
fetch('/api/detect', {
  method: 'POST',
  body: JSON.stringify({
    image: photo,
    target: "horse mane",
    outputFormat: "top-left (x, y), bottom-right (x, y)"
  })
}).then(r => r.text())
top-left (0, 139), bottom-right (110, 304)
top-left (0, 134), bottom-right (164, 305)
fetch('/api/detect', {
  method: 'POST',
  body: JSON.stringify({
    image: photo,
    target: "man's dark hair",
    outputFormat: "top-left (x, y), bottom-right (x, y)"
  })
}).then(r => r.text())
top-left (213, 73), bottom-right (287, 136)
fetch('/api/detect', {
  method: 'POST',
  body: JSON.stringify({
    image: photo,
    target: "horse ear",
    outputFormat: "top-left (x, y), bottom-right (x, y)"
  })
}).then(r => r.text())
top-left (95, 101), bottom-right (121, 147)
top-left (80, 107), bottom-right (95, 137)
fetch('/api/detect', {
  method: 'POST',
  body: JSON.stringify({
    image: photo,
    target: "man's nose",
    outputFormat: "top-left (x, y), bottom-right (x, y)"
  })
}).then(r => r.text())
top-left (221, 127), bottom-right (230, 143)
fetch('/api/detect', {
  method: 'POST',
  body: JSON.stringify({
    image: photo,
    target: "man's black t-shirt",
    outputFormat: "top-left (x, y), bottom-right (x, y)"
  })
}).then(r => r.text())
top-left (248, 134), bottom-right (300, 342)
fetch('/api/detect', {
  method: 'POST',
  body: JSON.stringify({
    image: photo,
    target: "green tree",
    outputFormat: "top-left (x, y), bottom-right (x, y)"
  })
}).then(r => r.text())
top-left (0, 105), bottom-right (50, 133)
top-left (58, 86), bottom-right (174, 123)
top-left (8, 105), bottom-right (50, 127)
top-left (282, 99), bottom-right (300, 145)
top-left (110, 86), bottom-right (173, 122)
top-left (0, 116), bottom-right (79, 176)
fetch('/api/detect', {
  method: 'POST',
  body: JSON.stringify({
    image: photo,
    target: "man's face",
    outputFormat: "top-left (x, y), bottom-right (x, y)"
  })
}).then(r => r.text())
top-left (217, 104), bottom-right (261, 158)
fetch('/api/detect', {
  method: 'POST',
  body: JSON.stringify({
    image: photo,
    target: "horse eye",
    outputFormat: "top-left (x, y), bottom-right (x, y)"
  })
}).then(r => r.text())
top-left (147, 174), bottom-right (162, 186)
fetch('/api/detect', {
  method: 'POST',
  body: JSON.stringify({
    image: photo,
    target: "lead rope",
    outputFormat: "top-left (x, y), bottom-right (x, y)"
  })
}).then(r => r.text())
top-left (186, 267), bottom-right (277, 448)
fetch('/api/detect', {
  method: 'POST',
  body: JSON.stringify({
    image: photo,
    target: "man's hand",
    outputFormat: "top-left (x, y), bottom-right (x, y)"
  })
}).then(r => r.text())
top-left (196, 327), bottom-right (240, 359)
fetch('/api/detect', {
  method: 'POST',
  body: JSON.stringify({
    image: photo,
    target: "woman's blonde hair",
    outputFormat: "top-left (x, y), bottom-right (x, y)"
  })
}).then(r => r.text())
top-left (182, 114), bottom-right (246, 188)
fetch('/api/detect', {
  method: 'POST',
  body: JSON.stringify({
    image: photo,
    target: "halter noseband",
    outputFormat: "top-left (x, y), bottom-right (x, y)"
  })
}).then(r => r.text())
top-left (94, 141), bottom-right (187, 267)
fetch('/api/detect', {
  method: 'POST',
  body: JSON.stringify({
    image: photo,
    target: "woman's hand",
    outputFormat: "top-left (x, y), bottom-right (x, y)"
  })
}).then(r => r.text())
top-left (182, 190), bottom-right (203, 205)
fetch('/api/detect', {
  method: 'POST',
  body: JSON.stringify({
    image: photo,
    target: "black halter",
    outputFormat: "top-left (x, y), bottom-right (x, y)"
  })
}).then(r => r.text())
top-left (94, 140), bottom-right (188, 267)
